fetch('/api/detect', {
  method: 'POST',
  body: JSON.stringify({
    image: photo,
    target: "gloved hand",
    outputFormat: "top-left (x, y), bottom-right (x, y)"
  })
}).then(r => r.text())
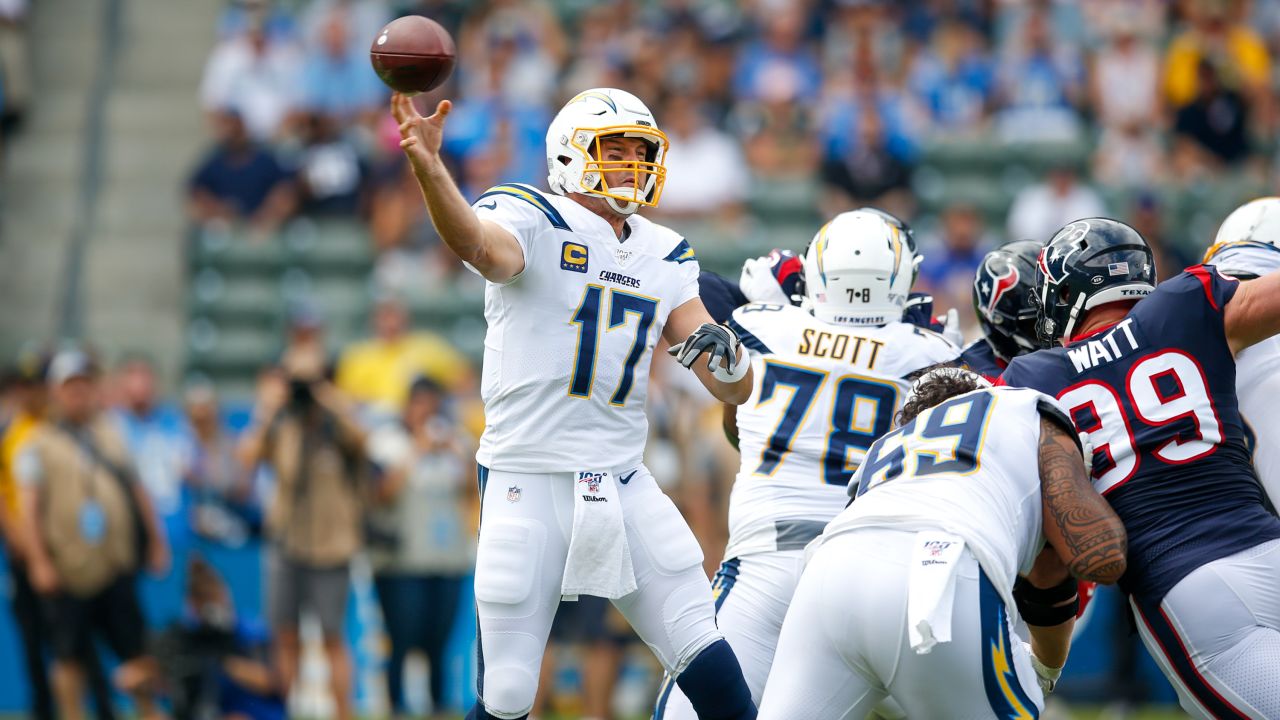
top-left (739, 253), bottom-right (792, 306)
top-left (1078, 430), bottom-right (1095, 477)
top-left (668, 323), bottom-right (748, 383)
top-left (939, 307), bottom-right (963, 347)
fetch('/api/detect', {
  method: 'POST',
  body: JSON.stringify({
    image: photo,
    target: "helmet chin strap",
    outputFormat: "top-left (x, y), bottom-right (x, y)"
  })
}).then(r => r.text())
top-left (604, 195), bottom-right (641, 215)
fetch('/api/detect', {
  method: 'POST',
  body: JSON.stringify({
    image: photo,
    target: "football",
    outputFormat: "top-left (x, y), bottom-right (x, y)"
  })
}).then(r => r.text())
top-left (369, 15), bottom-right (456, 95)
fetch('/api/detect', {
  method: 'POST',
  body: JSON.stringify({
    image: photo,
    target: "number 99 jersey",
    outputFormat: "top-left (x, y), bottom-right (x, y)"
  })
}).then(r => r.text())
top-left (469, 183), bottom-right (701, 472)
top-left (724, 303), bottom-right (959, 559)
top-left (998, 267), bottom-right (1280, 603)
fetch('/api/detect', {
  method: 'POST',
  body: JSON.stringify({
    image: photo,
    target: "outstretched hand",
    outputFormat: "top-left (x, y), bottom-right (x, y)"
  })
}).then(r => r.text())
top-left (391, 92), bottom-right (452, 177)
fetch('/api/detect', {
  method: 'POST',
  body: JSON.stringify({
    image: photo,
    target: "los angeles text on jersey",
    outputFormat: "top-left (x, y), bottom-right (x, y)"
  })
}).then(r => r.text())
top-left (1066, 318), bottom-right (1139, 372)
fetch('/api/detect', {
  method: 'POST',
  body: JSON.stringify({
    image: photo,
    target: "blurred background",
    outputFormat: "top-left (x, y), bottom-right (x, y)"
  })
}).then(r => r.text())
top-left (0, 0), bottom-right (1276, 717)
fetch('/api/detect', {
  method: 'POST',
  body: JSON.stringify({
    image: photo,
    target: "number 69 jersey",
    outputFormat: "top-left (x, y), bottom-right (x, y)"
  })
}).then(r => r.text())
top-left (998, 267), bottom-right (1280, 604)
top-left (724, 302), bottom-right (959, 559)
top-left (468, 183), bottom-right (701, 472)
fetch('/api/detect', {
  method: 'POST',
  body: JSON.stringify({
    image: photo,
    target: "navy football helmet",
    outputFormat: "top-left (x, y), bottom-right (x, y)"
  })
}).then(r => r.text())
top-left (1035, 218), bottom-right (1156, 345)
top-left (973, 240), bottom-right (1044, 361)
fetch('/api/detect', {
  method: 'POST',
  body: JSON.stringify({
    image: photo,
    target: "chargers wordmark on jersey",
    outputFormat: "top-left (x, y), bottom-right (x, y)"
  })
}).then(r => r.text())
top-left (562, 242), bottom-right (588, 273)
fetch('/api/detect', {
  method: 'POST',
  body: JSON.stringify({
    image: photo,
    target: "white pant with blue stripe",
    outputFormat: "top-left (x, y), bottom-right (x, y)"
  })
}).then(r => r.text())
top-left (654, 551), bottom-right (806, 719)
top-left (1130, 538), bottom-right (1280, 719)
top-left (472, 464), bottom-right (722, 719)
top-left (757, 528), bottom-right (1043, 720)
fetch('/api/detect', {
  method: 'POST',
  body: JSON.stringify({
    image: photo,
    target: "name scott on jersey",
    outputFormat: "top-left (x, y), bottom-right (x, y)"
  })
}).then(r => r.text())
top-left (1067, 318), bottom-right (1140, 373)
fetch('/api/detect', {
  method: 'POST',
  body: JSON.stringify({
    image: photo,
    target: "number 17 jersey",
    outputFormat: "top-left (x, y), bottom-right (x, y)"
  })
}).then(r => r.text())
top-left (724, 303), bottom-right (959, 559)
top-left (469, 184), bottom-right (701, 472)
top-left (999, 267), bottom-right (1280, 603)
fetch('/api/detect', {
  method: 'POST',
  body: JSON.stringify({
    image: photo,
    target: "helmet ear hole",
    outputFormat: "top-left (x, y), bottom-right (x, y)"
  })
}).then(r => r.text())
top-left (557, 155), bottom-right (572, 166)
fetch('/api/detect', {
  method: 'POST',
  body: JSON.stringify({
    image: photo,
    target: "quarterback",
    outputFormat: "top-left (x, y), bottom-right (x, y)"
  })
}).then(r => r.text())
top-left (656, 210), bottom-right (960, 718)
top-left (392, 88), bottom-right (757, 720)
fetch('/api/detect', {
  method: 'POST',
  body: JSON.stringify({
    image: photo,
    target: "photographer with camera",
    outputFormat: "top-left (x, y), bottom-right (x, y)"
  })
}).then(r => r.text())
top-left (155, 555), bottom-right (284, 720)
top-left (237, 341), bottom-right (367, 720)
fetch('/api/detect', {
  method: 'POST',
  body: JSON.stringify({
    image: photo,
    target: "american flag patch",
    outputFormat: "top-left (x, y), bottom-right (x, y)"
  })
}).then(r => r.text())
top-left (1108, 262), bottom-right (1129, 276)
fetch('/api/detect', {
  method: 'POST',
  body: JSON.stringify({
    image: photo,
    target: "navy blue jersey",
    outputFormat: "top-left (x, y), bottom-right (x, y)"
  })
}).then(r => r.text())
top-left (999, 266), bottom-right (1280, 603)
top-left (959, 339), bottom-right (1006, 382)
top-left (698, 270), bottom-right (749, 324)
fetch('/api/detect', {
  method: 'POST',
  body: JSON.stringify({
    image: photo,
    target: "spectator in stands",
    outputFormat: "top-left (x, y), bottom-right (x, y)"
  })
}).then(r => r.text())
top-left (1006, 162), bottom-right (1105, 242)
top-left (111, 355), bottom-right (189, 528)
top-left (155, 555), bottom-right (284, 720)
top-left (1090, 9), bottom-right (1165, 188)
top-left (199, 15), bottom-right (301, 141)
top-left (188, 109), bottom-right (298, 237)
top-left (298, 10), bottom-right (387, 125)
top-left (651, 95), bottom-right (748, 226)
top-left (0, 0), bottom-right (29, 134)
top-left (457, 0), bottom-right (565, 108)
top-left (1163, 0), bottom-right (1270, 112)
top-left (993, 3), bottom-right (1086, 143)
top-left (734, 3), bottom-right (821, 103)
top-left (294, 112), bottom-right (368, 217)
top-left (820, 99), bottom-right (913, 220)
top-left (335, 295), bottom-right (472, 413)
top-left (918, 203), bottom-right (996, 333)
top-left (1127, 191), bottom-right (1194, 279)
top-left (300, 0), bottom-right (390, 58)
top-left (1172, 59), bottom-right (1252, 178)
top-left (731, 65), bottom-right (820, 181)
top-left (183, 381), bottom-right (257, 547)
top-left (237, 348), bottom-right (366, 720)
top-left (366, 377), bottom-right (474, 719)
top-left (18, 350), bottom-right (168, 720)
top-left (443, 29), bottom-right (551, 187)
top-left (906, 20), bottom-right (994, 137)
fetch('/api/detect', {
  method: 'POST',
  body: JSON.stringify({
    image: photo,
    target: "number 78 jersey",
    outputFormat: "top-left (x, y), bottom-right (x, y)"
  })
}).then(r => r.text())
top-left (724, 303), bottom-right (959, 559)
top-left (998, 267), bottom-right (1280, 603)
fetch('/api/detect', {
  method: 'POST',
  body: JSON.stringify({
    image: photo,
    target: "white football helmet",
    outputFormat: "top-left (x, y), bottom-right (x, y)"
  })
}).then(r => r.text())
top-left (801, 210), bottom-right (915, 326)
top-left (545, 88), bottom-right (669, 216)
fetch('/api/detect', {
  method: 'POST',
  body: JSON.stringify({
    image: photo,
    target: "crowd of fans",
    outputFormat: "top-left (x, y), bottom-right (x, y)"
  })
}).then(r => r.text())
top-left (8, 0), bottom-right (1280, 716)
top-left (184, 0), bottom-right (1280, 329)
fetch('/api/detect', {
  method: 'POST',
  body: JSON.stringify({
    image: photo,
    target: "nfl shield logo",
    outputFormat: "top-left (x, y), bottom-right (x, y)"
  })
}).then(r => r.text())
top-left (507, 485), bottom-right (522, 503)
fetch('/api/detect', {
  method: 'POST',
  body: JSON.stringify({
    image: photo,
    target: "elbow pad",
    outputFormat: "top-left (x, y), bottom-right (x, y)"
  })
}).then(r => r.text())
top-left (1013, 575), bottom-right (1078, 627)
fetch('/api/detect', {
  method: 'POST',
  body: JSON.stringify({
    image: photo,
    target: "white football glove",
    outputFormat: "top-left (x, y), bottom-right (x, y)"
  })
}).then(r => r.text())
top-left (739, 255), bottom-right (791, 306)
top-left (668, 323), bottom-right (749, 383)
top-left (939, 307), bottom-right (964, 347)
top-left (1078, 430), bottom-right (1094, 477)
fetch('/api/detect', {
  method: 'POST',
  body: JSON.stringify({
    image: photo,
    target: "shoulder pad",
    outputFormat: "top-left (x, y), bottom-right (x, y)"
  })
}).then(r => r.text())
top-left (663, 237), bottom-right (697, 264)
top-left (475, 183), bottom-right (571, 231)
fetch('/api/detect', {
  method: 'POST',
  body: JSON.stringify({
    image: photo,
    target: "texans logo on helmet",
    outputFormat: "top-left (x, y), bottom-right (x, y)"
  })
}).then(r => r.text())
top-left (983, 260), bottom-right (1020, 317)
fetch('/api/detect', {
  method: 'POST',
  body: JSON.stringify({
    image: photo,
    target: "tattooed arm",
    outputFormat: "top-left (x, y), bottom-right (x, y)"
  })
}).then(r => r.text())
top-left (1038, 415), bottom-right (1128, 584)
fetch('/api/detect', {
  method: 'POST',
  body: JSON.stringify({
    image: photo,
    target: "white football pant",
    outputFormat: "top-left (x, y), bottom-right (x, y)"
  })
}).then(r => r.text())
top-left (757, 528), bottom-right (1044, 720)
top-left (1130, 538), bottom-right (1280, 719)
top-left (473, 464), bottom-right (721, 719)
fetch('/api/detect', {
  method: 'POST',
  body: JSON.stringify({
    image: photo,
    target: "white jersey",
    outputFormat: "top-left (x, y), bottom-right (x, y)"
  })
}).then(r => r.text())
top-left (825, 386), bottom-right (1066, 612)
top-left (723, 303), bottom-right (959, 559)
top-left (1206, 241), bottom-right (1280, 506)
top-left (468, 183), bottom-right (700, 472)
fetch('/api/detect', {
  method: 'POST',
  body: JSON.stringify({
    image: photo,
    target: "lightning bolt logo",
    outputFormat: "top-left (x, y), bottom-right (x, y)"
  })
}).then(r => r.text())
top-left (989, 610), bottom-right (1036, 720)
